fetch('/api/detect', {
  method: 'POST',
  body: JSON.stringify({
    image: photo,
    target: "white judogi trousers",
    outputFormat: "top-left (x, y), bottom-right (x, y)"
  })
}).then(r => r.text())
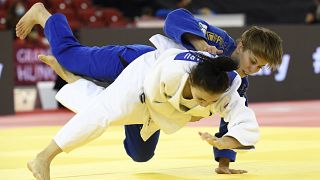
top-left (54, 51), bottom-right (156, 152)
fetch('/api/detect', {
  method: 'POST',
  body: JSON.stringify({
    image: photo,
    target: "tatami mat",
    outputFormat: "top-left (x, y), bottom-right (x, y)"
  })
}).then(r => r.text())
top-left (1, 126), bottom-right (320, 180)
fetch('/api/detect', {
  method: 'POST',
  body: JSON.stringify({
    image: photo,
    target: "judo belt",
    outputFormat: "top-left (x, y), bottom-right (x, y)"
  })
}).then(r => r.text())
top-left (139, 93), bottom-right (146, 104)
top-left (118, 53), bottom-right (130, 68)
top-left (82, 76), bottom-right (112, 88)
top-left (76, 54), bottom-right (130, 88)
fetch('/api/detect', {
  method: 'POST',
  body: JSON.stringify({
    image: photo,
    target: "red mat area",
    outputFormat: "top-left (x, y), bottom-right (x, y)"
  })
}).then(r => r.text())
top-left (1, 100), bottom-right (319, 128)
top-left (0, 109), bottom-right (74, 128)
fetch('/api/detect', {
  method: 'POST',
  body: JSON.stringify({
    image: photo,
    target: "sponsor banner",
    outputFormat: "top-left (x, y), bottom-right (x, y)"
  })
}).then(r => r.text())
top-left (13, 39), bottom-right (56, 85)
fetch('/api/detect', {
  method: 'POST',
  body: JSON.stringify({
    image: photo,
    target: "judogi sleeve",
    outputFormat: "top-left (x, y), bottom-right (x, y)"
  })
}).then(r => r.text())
top-left (210, 73), bottom-right (259, 147)
top-left (163, 8), bottom-right (236, 56)
top-left (219, 93), bottom-right (260, 146)
top-left (163, 8), bottom-right (205, 50)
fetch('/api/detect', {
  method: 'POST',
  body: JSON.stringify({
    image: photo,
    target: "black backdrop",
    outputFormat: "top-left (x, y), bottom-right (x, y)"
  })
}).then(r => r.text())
top-left (0, 31), bottom-right (14, 115)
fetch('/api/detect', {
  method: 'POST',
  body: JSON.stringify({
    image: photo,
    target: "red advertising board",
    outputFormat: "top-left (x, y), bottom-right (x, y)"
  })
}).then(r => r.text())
top-left (13, 38), bottom-right (57, 85)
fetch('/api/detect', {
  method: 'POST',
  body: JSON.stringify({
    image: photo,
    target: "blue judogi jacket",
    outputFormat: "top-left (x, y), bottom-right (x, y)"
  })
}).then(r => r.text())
top-left (164, 8), bottom-right (236, 57)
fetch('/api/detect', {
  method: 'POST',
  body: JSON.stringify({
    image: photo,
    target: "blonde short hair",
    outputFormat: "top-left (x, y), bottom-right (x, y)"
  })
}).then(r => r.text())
top-left (239, 26), bottom-right (283, 70)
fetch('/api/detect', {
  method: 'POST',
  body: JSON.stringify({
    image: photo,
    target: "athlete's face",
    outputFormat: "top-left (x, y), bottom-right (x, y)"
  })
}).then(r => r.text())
top-left (190, 85), bottom-right (222, 107)
top-left (233, 43), bottom-right (268, 77)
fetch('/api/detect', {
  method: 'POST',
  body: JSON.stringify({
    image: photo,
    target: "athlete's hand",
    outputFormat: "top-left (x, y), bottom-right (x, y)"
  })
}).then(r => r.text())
top-left (199, 132), bottom-right (221, 148)
top-left (193, 40), bottom-right (223, 55)
top-left (183, 33), bottom-right (223, 54)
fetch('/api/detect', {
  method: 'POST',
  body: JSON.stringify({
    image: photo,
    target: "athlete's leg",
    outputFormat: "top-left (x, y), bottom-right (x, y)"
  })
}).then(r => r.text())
top-left (38, 55), bottom-right (80, 83)
top-left (27, 75), bottom-right (130, 179)
top-left (39, 55), bottom-right (160, 163)
top-left (16, 3), bottom-right (155, 81)
top-left (27, 88), bottom-right (114, 180)
top-left (124, 125), bottom-right (160, 162)
top-left (16, 3), bottom-right (50, 39)
top-left (44, 14), bottom-right (154, 81)
top-left (27, 140), bottom-right (62, 180)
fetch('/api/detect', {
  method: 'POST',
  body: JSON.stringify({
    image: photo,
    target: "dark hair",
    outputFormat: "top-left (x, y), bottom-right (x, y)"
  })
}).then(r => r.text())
top-left (189, 53), bottom-right (238, 94)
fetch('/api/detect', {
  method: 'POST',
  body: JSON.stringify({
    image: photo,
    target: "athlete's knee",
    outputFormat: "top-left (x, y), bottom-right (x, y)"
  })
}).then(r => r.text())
top-left (124, 141), bottom-right (156, 162)
top-left (128, 152), bottom-right (155, 162)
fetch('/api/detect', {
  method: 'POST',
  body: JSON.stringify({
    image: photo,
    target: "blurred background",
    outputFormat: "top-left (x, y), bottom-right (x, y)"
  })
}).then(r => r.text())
top-left (0, 0), bottom-right (319, 115)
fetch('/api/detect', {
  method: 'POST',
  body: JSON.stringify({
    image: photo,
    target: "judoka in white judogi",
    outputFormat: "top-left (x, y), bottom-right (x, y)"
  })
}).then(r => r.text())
top-left (54, 34), bottom-right (259, 153)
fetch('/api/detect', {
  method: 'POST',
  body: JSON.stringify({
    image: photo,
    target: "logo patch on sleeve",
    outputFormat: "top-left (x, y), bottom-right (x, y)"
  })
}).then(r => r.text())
top-left (174, 52), bottom-right (202, 62)
top-left (198, 22), bottom-right (208, 35)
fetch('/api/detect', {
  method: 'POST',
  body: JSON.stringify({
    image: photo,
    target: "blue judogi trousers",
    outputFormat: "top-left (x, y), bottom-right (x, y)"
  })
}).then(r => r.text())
top-left (44, 13), bottom-right (158, 162)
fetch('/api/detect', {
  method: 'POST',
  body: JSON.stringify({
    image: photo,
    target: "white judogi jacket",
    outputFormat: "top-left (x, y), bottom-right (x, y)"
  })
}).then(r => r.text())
top-left (55, 35), bottom-right (259, 152)
top-left (143, 35), bottom-right (259, 146)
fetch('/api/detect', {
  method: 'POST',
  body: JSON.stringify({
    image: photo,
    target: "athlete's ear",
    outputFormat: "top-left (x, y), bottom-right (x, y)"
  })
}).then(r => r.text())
top-left (187, 76), bottom-right (192, 84)
top-left (236, 41), bottom-right (243, 53)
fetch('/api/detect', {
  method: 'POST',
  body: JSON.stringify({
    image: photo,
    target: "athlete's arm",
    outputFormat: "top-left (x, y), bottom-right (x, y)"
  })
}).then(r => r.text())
top-left (199, 132), bottom-right (244, 149)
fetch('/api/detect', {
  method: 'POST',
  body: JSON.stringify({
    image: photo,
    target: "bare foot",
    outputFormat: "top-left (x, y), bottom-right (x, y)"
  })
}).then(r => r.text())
top-left (38, 54), bottom-right (81, 83)
top-left (16, 3), bottom-right (48, 39)
top-left (27, 157), bottom-right (50, 180)
top-left (215, 167), bottom-right (247, 174)
top-left (38, 54), bottom-right (58, 67)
